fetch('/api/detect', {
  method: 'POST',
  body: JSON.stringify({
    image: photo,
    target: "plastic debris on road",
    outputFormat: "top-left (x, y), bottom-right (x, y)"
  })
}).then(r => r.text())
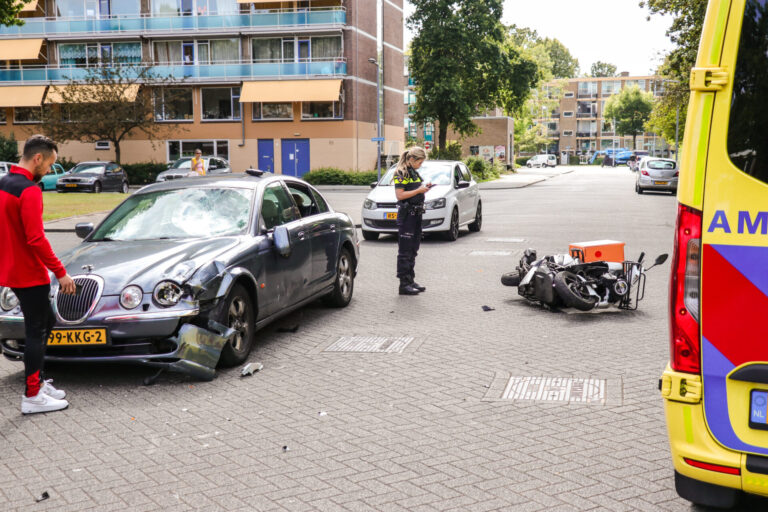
top-left (241, 362), bottom-right (264, 377)
top-left (35, 492), bottom-right (49, 503)
top-left (481, 305), bottom-right (495, 311)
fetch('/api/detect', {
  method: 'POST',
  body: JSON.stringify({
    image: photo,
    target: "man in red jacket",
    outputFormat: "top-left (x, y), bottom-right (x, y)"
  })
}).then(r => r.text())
top-left (0, 134), bottom-right (76, 414)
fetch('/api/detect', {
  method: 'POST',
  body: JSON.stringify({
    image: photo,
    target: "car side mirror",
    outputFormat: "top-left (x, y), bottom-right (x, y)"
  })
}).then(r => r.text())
top-left (75, 222), bottom-right (94, 239)
top-left (273, 225), bottom-right (291, 258)
top-left (457, 181), bottom-right (470, 189)
top-left (370, 181), bottom-right (377, 189)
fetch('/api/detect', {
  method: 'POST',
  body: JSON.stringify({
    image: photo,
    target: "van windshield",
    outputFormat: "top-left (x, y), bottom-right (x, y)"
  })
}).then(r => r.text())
top-left (728, 0), bottom-right (768, 182)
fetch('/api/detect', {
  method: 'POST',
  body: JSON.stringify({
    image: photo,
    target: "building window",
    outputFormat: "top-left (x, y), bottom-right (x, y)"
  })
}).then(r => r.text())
top-left (0, 109), bottom-right (6, 124)
top-left (151, 0), bottom-right (238, 16)
top-left (252, 102), bottom-right (293, 121)
top-left (167, 139), bottom-right (229, 161)
top-left (423, 122), bottom-right (434, 139)
top-left (59, 42), bottom-right (141, 67)
top-left (469, 146), bottom-right (479, 156)
top-left (301, 100), bottom-right (342, 120)
top-left (14, 107), bottom-right (41, 124)
top-left (252, 35), bottom-right (342, 63)
top-left (562, 111), bottom-right (573, 118)
top-left (201, 87), bottom-right (241, 121)
top-left (408, 121), bottom-right (417, 138)
top-left (154, 88), bottom-right (194, 121)
top-left (154, 38), bottom-right (239, 65)
top-left (601, 80), bottom-right (622, 96)
top-left (564, 91), bottom-right (574, 98)
top-left (562, 130), bottom-right (573, 137)
top-left (56, 0), bottom-right (141, 17)
top-left (577, 81), bottom-right (598, 98)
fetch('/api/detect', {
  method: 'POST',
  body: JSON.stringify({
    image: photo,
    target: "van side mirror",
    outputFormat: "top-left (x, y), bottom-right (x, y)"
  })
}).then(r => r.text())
top-left (273, 225), bottom-right (291, 258)
top-left (75, 222), bottom-right (94, 239)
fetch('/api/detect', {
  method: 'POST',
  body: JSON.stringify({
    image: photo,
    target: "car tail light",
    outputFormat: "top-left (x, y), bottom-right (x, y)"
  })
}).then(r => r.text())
top-left (641, 170), bottom-right (650, 176)
top-left (674, 171), bottom-right (680, 177)
top-left (670, 204), bottom-right (702, 374)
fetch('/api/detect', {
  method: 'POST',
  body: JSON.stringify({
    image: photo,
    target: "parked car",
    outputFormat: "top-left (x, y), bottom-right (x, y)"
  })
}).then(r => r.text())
top-left (526, 154), bottom-right (557, 168)
top-left (0, 171), bottom-right (359, 380)
top-left (361, 160), bottom-right (482, 241)
top-left (0, 161), bottom-right (14, 176)
top-left (635, 157), bottom-right (678, 194)
top-left (39, 163), bottom-right (68, 191)
top-left (156, 157), bottom-right (232, 182)
top-left (56, 161), bottom-right (128, 193)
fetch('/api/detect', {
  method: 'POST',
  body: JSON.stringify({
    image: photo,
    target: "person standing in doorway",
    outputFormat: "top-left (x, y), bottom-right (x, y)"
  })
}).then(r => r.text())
top-left (0, 135), bottom-right (75, 414)
top-left (191, 148), bottom-right (206, 176)
top-left (394, 146), bottom-right (431, 295)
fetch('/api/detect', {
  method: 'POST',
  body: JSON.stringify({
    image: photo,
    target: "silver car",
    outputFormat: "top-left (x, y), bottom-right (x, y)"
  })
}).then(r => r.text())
top-left (156, 156), bottom-right (232, 182)
top-left (635, 157), bottom-right (678, 194)
top-left (361, 160), bottom-right (482, 241)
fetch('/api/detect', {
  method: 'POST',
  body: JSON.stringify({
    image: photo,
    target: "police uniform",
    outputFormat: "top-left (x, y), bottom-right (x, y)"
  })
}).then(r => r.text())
top-left (394, 165), bottom-right (426, 293)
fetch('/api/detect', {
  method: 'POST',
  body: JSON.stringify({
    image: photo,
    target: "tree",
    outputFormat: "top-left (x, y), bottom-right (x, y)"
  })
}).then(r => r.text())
top-left (590, 61), bottom-right (617, 77)
top-left (0, 0), bottom-right (25, 27)
top-left (41, 66), bottom-right (186, 164)
top-left (0, 131), bottom-right (18, 162)
top-left (603, 85), bottom-right (654, 149)
top-left (641, 0), bottom-right (707, 143)
top-left (543, 38), bottom-right (580, 78)
top-left (507, 26), bottom-right (579, 79)
top-left (408, 0), bottom-right (538, 151)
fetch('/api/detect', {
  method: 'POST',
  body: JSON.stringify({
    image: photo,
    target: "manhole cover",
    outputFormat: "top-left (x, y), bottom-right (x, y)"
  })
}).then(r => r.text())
top-left (482, 373), bottom-right (622, 405)
top-left (469, 250), bottom-right (511, 256)
top-left (323, 335), bottom-right (415, 353)
top-left (487, 238), bottom-right (525, 243)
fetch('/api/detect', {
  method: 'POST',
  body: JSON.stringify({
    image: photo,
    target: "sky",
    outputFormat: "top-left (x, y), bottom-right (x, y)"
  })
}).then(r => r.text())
top-left (403, 0), bottom-right (676, 76)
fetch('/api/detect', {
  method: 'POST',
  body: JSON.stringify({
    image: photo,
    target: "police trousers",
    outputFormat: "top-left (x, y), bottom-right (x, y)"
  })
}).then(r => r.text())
top-left (396, 209), bottom-right (422, 282)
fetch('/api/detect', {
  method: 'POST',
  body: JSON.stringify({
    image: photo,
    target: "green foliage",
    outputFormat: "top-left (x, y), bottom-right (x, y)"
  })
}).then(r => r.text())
top-left (408, 0), bottom-right (538, 150)
top-left (593, 157), bottom-right (605, 166)
top-left (515, 156), bottom-right (530, 166)
top-left (603, 85), bottom-right (654, 148)
top-left (0, 0), bottom-right (25, 27)
top-left (0, 132), bottom-right (18, 162)
top-left (590, 61), bottom-right (617, 77)
top-left (121, 162), bottom-right (168, 185)
top-left (302, 168), bottom-right (379, 186)
top-left (542, 38), bottom-right (580, 78)
top-left (429, 142), bottom-right (462, 161)
top-left (405, 137), bottom-right (425, 149)
top-left (569, 155), bottom-right (580, 166)
top-left (464, 156), bottom-right (500, 181)
top-left (56, 156), bottom-right (78, 171)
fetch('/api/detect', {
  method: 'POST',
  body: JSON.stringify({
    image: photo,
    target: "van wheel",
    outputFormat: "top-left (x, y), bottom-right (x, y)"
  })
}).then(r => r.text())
top-left (674, 471), bottom-right (739, 509)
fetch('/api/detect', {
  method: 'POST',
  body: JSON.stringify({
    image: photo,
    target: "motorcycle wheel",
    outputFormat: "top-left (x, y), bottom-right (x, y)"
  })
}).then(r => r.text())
top-left (553, 271), bottom-right (598, 311)
top-left (501, 271), bottom-right (521, 287)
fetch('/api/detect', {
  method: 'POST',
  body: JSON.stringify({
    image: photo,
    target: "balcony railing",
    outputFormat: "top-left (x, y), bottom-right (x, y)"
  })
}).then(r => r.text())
top-left (0, 9), bottom-right (345, 38)
top-left (547, 131), bottom-right (560, 138)
top-left (575, 132), bottom-right (598, 138)
top-left (577, 92), bottom-right (598, 98)
top-left (0, 59), bottom-right (347, 84)
top-left (576, 112), bottom-right (595, 118)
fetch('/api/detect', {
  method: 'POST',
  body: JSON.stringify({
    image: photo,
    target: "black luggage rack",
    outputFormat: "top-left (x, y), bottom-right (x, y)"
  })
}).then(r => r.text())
top-left (620, 260), bottom-right (646, 310)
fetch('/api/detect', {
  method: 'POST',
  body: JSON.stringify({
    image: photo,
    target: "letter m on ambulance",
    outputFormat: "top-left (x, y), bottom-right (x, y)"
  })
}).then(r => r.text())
top-left (662, 0), bottom-right (768, 507)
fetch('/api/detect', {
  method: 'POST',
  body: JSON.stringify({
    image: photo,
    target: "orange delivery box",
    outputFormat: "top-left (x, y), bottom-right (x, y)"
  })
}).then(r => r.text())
top-left (568, 240), bottom-right (625, 263)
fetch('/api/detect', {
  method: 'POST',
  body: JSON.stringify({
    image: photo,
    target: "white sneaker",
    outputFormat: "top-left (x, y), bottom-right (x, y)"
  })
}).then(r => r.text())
top-left (21, 390), bottom-right (69, 415)
top-left (41, 379), bottom-right (66, 400)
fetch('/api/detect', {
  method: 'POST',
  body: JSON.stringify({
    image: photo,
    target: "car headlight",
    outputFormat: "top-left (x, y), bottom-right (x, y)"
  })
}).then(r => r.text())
top-left (363, 199), bottom-right (375, 210)
top-left (0, 287), bottom-right (19, 311)
top-left (425, 198), bottom-right (446, 210)
top-left (154, 281), bottom-right (183, 307)
top-left (119, 285), bottom-right (143, 310)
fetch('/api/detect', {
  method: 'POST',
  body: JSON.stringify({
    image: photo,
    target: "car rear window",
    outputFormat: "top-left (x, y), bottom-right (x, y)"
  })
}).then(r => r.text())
top-left (728, 0), bottom-right (768, 182)
top-left (648, 160), bottom-right (676, 170)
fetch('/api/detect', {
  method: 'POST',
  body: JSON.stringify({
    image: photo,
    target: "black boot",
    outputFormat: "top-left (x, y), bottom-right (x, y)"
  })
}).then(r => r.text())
top-left (399, 281), bottom-right (421, 295)
top-left (411, 282), bottom-right (426, 292)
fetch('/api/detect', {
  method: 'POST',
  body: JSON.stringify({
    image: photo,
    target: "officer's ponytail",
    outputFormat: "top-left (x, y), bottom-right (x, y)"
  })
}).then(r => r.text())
top-left (395, 147), bottom-right (427, 178)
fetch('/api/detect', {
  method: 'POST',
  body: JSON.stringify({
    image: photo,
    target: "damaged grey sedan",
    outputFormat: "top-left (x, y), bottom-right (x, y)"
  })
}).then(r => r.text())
top-left (0, 170), bottom-right (359, 380)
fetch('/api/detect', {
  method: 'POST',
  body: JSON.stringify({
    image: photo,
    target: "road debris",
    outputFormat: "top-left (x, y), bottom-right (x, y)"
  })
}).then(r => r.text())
top-left (35, 492), bottom-right (49, 503)
top-left (241, 362), bottom-right (264, 377)
top-left (481, 305), bottom-right (495, 312)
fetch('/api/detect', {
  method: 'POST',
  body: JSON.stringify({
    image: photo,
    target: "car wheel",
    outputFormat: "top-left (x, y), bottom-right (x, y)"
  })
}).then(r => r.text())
top-left (93, 181), bottom-right (102, 193)
top-left (635, 182), bottom-right (643, 194)
top-left (218, 283), bottom-right (256, 367)
top-left (443, 208), bottom-right (460, 241)
top-left (468, 201), bottom-right (482, 232)
top-left (121, 181), bottom-right (129, 194)
top-left (553, 271), bottom-right (598, 311)
top-left (362, 230), bottom-right (379, 241)
top-left (324, 246), bottom-right (354, 308)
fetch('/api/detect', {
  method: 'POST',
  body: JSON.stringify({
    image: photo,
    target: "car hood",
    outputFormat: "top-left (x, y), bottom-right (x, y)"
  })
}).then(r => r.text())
top-left (59, 237), bottom-right (241, 295)
top-left (366, 185), bottom-right (450, 203)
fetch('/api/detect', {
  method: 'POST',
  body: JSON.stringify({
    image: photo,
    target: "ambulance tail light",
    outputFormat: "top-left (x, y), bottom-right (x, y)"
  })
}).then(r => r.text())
top-left (670, 204), bottom-right (702, 374)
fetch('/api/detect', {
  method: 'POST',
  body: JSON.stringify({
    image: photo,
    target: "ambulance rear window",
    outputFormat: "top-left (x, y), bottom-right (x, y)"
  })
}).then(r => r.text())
top-left (728, 0), bottom-right (768, 181)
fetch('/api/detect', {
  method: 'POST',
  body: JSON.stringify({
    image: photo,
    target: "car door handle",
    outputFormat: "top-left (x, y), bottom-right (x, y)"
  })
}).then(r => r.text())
top-left (297, 231), bottom-right (305, 239)
top-left (330, 224), bottom-right (336, 231)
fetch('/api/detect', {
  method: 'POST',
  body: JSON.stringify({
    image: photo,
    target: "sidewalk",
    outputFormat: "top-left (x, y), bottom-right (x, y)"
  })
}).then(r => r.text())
top-left (45, 211), bottom-right (108, 232)
top-left (479, 166), bottom-right (574, 190)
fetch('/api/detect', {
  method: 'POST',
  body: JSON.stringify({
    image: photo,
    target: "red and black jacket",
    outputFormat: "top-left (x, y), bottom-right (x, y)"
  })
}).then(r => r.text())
top-left (0, 166), bottom-right (66, 288)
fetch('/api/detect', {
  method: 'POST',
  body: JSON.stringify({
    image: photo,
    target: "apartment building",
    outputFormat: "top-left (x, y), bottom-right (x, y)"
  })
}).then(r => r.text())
top-left (542, 72), bottom-right (671, 160)
top-left (0, 0), bottom-right (404, 174)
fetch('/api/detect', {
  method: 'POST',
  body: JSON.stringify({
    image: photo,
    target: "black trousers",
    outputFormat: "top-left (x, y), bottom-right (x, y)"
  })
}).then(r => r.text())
top-left (396, 209), bottom-right (422, 283)
top-left (12, 284), bottom-right (54, 396)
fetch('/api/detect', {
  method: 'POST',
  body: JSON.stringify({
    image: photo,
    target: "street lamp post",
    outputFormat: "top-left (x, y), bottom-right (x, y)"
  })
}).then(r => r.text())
top-left (542, 105), bottom-right (547, 155)
top-left (368, 57), bottom-right (382, 182)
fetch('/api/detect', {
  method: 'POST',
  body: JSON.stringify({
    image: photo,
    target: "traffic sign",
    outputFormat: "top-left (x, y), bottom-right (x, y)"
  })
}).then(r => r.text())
top-left (371, 137), bottom-right (385, 142)
top-left (424, 141), bottom-right (433, 150)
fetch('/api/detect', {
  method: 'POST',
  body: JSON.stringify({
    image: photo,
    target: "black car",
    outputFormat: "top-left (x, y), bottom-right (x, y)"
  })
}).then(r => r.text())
top-left (0, 170), bottom-right (359, 380)
top-left (56, 161), bottom-right (129, 193)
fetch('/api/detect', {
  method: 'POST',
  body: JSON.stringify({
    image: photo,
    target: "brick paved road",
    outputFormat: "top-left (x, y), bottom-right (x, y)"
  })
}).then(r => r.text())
top-left (1, 167), bottom-right (761, 511)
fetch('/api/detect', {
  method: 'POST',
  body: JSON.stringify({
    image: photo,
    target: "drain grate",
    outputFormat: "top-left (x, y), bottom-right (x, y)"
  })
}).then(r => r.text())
top-left (323, 335), bottom-right (415, 353)
top-left (487, 238), bottom-right (525, 243)
top-left (469, 250), bottom-right (512, 256)
top-left (502, 376), bottom-right (605, 403)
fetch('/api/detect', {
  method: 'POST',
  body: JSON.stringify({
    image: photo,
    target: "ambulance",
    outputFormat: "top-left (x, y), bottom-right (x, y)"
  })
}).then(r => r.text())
top-left (662, 0), bottom-right (768, 507)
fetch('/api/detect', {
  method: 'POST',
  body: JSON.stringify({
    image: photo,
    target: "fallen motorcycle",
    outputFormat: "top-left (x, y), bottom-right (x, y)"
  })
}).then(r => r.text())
top-left (501, 245), bottom-right (668, 311)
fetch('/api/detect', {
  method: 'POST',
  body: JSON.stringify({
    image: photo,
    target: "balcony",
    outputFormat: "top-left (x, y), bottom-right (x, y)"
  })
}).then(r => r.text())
top-left (576, 112), bottom-right (595, 118)
top-left (547, 132), bottom-right (560, 139)
top-left (575, 132), bottom-right (598, 138)
top-left (577, 92), bottom-right (597, 98)
top-left (0, 60), bottom-right (347, 84)
top-left (0, 9), bottom-right (346, 39)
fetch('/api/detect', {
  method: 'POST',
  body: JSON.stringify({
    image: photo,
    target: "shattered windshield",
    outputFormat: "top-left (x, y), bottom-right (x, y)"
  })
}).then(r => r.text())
top-left (91, 187), bottom-right (253, 241)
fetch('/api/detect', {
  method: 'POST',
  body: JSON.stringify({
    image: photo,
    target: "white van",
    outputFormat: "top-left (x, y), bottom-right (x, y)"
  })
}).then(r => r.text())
top-left (526, 154), bottom-right (557, 168)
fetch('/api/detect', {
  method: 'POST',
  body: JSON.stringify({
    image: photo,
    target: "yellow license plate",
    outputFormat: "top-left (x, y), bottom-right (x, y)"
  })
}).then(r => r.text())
top-left (654, 181), bottom-right (668, 185)
top-left (47, 328), bottom-right (108, 346)
top-left (65, 183), bottom-right (77, 188)
top-left (386, 212), bottom-right (397, 220)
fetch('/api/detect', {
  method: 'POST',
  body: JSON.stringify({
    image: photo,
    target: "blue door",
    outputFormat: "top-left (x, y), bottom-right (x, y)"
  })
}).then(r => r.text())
top-left (258, 139), bottom-right (274, 172)
top-left (281, 139), bottom-right (310, 177)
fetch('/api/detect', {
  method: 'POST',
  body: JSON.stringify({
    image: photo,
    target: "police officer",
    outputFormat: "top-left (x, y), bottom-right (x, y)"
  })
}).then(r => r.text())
top-left (393, 147), bottom-right (432, 295)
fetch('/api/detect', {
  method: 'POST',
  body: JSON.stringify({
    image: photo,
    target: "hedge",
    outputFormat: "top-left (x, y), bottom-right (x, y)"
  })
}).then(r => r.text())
top-left (122, 162), bottom-right (169, 185)
top-left (515, 156), bottom-right (530, 166)
top-left (302, 168), bottom-right (379, 186)
top-left (464, 156), bottom-right (500, 181)
top-left (429, 142), bottom-right (462, 161)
